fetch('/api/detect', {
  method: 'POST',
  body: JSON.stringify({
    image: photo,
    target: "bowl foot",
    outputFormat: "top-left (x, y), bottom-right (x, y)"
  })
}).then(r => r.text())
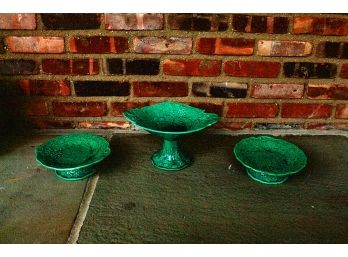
top-left (55, 167), bottom-right (97, 181)
top-left (151, 139), bottom-right (192, 171)
top-left (247, 169), bottom-right (288, 185)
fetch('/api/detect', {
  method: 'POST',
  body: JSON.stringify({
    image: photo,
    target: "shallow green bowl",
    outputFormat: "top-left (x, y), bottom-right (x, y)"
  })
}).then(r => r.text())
top-left (35, 133), bottom-right (111, 181)
top-left (233, 136), bottom-right (307, 185)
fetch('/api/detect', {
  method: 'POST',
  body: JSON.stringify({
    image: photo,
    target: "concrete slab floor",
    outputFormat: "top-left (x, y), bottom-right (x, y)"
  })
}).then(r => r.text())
top-left (0, 131), bottom-right (347, 243)
top-left (0, 134), bottom-right (87, 243)
top-left (78, 133), bottom-right (348, 243)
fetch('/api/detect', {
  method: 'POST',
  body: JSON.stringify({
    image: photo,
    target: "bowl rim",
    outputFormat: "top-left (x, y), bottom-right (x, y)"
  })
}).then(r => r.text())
top-left (123, 101), bottom-right (220, 135)
top-left (233, 135), bottom-right (307, 177)
top-left (35, 133), bottom-right (111, 171)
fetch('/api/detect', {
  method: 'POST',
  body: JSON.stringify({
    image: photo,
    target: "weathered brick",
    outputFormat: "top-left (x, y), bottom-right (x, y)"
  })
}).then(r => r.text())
top-left (250, 84), bottom-right (304, 99)
top-left (0, 80), bottom-right (22, 96)
top-left (41, 14), bottom-right (101, 29)
top-left (133, 81), bottom-right (188, 97)
top-left (192, 82), bottom-right (247, 98)
top-left (163, 59), bottom-right (221, 76)
top-left (0, 38), bottom-right (5, 53)
top-left (340, 63), bottom-right (348, 78)
top-left (18, 80), bottom-right (71, 96)
top-left (133, 37), bottom-right (192, 54)
top-left (105, 14), bottom-right (163, 30)
top-left (306, 122), bottom-right (348, 130)
top-left (283, 62), bottom-right (337, 78)
top-left (216, 121), bottom-right (252, 130)
top-left (0, 59), bottom-right (38, 75)
top-left (52, 101), bottom-right (106, 117)
top-left (293, 16), bottom-right (348, 35)
top-left (74, 81), bottom-right (130, 96)
top-left (281, 103), bottom-right (332, 118)
top-left (224, 61), bottom-right (280, 78)
top-left (42, 59), bottom-right (99, 75)
top-left (316, 42), bottom-right (348, 58)
top-left (257, 40), bottom-right (312, 56)
top-left (226, 103), bottom-right (278, 118)
top-left (187, 102), bottom-right (223, 115)
top-left (70, 36), bottom-right (128, 53)
top-left (233, 14), bottom-right (289, 33)
top-left (254, 123), bottom-right (304, 130)
top-left (104, 58), bottom-right (123, 75)
top-left (307, 84), bottom-right (348, 100)
top-left (196, 38), bottom-right (254, 55)
top-left (78, 121), bottom-right (131, 129)
top-left (168, 14), bottom-right (229, 31)
top-left (110, 102), bottom-right (149, 117)
top-left (125, 59), bottom-right (160, 75)
top-left (26, 101), bottom-right (48, 116)
top-left (5, 36), bottom-right (64, 53)
top-left (32, 120), bottom-right (75, 129)
top-left (0, 14), bottom-right (36, 30)
top-left (335, 104), bottom-right (348, 119)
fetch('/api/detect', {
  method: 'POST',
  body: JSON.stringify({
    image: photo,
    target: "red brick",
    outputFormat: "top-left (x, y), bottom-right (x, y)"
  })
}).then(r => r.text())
top-left (335, 104), bottom-right (348, 119)
top-left (105, 14), bottom-right (163, 30)
top-left (340, 64), bottom-right (348, 78)
top-left (163, 59), bottom-right (221, 76)
top-left (196, 38), bottom-right (254, 55)
top-left (26, 101), bottom-right (48, 116)
top-left (224, 61), bottom-right (280, 78)
top-left (133, 37), bottom-right (192, 54)
top-left (0, 14), bottom-right (36, 30)
top-left (70, 36), bottom-right (128, 53)
top-left (52, 102), bottom-right (106, 117)
top-left (42, 59), bottom-right (99, 75)
top-left (250, 84), bottom-right (304, 99)
top-left (187, 102), bottom-right (223, 115)
top-left (18, 80), bottom-right (71, 96)
top-left (281, 104), bottom-right (332, 118)
top-left (133, 81), bottom-right (188, 97)
top-left (110, 102), bottom-right (149, 117)
top-left (307, 84), bottom-right (348, 100)
top-left (5, 36), bottom-right (64, 53)
top-left (293, 16), bottom-right (348, 35)
top-left (257, 40), bottom-right (312, 56)
top-left (33, 120), bottom-right (75, 129)
top-left (215, 121), bottom-right (252, 130)
top-left (78, 121), bottom-right (131, 129)
top-left (226, 103), bottom-right (278, 118)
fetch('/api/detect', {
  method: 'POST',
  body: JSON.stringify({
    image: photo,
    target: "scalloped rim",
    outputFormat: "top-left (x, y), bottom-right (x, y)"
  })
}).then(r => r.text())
top-left (124, 101), bottom-right (220, 135)
top-left (35, 133), bottom-right (111, 171)
top-left (233, 136), bottom-right (307, 177)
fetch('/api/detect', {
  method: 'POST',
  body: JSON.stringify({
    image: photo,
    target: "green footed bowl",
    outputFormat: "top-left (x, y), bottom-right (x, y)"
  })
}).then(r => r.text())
top-left (35, 133), bottom-right (111, 181)
top-left (124, 101), bottom-right (220, 171)
top-left (233, 136), bottom-right (307, 185)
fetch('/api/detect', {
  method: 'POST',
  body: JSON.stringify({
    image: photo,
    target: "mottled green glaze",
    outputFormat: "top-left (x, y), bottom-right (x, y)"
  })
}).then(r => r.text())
top-left (233, 136), bottom-right (307, 185)
top-left (124, 102), bottom-right (220, 171)
top-left (35, 133), bottom-right (110, 181)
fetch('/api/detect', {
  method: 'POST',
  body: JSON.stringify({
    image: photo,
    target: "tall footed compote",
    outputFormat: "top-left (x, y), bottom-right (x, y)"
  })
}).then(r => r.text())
top-left (124, 102), bottom-right (220, 171)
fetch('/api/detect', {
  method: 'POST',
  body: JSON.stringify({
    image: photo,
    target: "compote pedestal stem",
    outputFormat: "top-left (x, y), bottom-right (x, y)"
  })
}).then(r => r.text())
top-left (151, 139), bottom-right (192, 171)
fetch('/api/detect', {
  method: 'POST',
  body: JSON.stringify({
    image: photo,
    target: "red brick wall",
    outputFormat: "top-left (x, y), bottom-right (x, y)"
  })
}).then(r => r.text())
top-left (0, 13), bottom-right (348, 131)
